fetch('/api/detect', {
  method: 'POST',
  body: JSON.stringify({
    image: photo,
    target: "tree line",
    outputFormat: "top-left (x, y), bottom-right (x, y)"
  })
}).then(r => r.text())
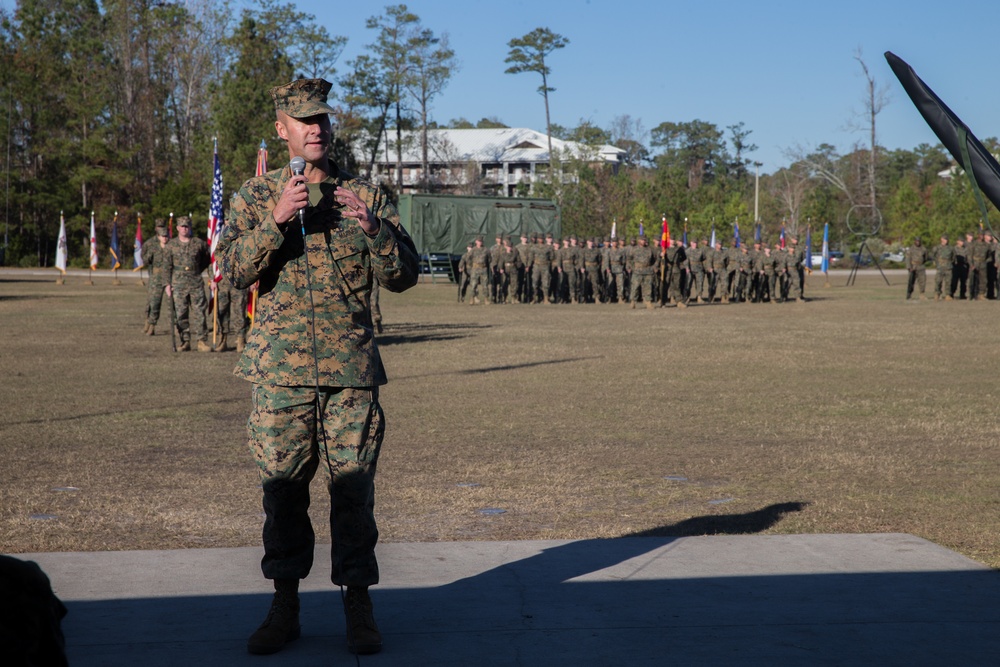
top-left (0, 0), bottom-right (992, 269)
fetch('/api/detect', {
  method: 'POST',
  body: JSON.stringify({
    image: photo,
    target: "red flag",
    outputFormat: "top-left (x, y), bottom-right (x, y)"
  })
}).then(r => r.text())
top-left (660, 215), bottom-right (670, 249)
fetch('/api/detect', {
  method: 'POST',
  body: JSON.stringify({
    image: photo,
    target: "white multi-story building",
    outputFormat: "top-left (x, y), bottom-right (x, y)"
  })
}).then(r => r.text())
top-left (357, 127), bottom-right (625, 196)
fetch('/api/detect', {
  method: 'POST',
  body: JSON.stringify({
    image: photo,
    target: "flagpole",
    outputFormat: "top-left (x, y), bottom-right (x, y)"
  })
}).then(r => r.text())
top-left (112, 210), bottom-right (122, 285)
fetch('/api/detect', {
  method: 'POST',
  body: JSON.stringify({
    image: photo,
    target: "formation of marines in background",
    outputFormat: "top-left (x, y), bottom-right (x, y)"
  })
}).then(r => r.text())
top-left (905, 231), bottom-right (1000, 301)
top-left (457, 232), bottom-right (809, 307)
top-left (140, 216), bottom-right (248, 351)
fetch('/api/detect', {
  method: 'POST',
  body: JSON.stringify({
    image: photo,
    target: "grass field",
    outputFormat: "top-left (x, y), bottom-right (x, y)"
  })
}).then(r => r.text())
top-left (1, 270), bottom-right (998, 568)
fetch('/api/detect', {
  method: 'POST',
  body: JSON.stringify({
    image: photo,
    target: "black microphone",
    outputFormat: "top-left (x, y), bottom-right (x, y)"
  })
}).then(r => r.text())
top-left (289, 157), bottom-right (306, 229)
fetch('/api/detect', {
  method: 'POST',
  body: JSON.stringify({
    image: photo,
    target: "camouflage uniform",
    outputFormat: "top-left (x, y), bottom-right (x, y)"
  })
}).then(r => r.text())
top-left (216, 78), bottom-right (419, 594)
top-left (969, 236), bottom-right (991, 299)
top-left (932, 239), bottom-right (955, 300)
top-left (953, 240), bottom-right (969, 298)
top-left (557, 240), bottom-right (578, 303)
top-left (708, 242), bottom-right (727, 302)
top-left (629, 240), bottom-right (659, 307)
top-left (163, 225), bottom-right (211, 347)
top-left (515, 236), bottom-right (532, 302)
top-left (213, 274), bottom-right (249, 349)
top-left (467, 242), bottom-right (492, 304)
top-left (664, 241), bottom-right (686, 305)
top-left (499, 241), bottom-right (522, 304)
top-left (488, 238), bottom-right (504, 302)
top-left (905, 241), bottom-right (928, 299)
top-left (607, 242), bottom-right (626, 302)
top-left (141, 228), bottom-right (170, 330)
top-left (530, 239), bottom-right (554, 303)
top-left (457, 245), bottom-right (472, 302)
top-left (580, 242), bottom-right (602, 303)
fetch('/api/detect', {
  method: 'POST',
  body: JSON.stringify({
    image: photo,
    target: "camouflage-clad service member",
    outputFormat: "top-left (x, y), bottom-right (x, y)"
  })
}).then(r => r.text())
top-left (970, 232), bottom-right (993, 300)
top-left (467, 236), bottom-right (492, 304)
top-left (212, 274), bottom-right (250, 351)
top-left (629, 236), bottom-right (659, 308)
top-left (686, 240), bottom-right (706, 302)
top-left (141, 222), bottom-right (170, 334)
top-left (905, 237), bottom-right (929, 300)
top-left (781, 245), bottom-right (802, 301)
top-left (457, 243), bottom-right (472, 302)
top-left (932, 235), bottom-right (956, 301)
top-left (707, 240), bottom-right (727, 303)
top-left (724, 240), bottom-right (740, 302)
top-left (529, 235), bottom-right (554, 303)
top-left (606, 238), bottom-right (626, 303)
top-left (580, 238), bottom-right (602, 303)
top-left (761, 246), bottom-right (778, 302)
top-left (163, 216), bottom-right (211, 351)
top-left (790, 237), bottom-right (807, 298)
top-left (216, 78), bottom-right (419, 657)
top-left (488, 233), bottom-right (504, 302)
top-left (499, 236), bottom-right (522, 304)
top-left (557, 236), bottom-right (579, 303)
top-left (735, 244), bottom-right (752, 302)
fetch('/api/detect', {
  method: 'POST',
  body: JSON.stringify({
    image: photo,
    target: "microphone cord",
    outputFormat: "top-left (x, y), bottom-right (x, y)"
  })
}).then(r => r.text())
top-left (296, 174), bottom-right (362, 667)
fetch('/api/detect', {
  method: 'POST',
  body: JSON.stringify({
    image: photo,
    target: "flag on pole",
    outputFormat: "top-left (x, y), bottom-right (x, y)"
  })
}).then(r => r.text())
top-left (660, 215), bottom-right (670, 249)
top-left (89, 212), bottom-right (98, 270)
top-left (779, 224), bottom-right (786, 249)
top-left (821, 223), bottom-right (830, 273)
top-left (55, 212), bottom-right (67, 274)
top-left (168, 212), bottom-right (174, 239)
top-left (734, 219), bottom-right (741, 248)
top-left (638, 222), bottom-right (644, 237)
top-left (256, 140), bottom-right (268, 177)
top-left (805, 226), bottom-right (813, 270)
top-left (682, 223), bottom-right (687, 246)
top-left (710, 225), bottom-right (716, 248)
top-left (207, 138), bottom-right (224, 284)
top-left (133, 213), bottom-right (144, 270)
top-left (109, 212), bottom-right (121, 270)
top-left (610, 219), bottom-right (617, 240)
top-left (754, 223), bottom-right (761, 243)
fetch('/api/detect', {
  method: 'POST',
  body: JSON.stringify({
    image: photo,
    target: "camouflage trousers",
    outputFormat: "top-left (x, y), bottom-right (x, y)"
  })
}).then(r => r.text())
top-left (935, 268), bottom-right (952, 297)
top-left (907, 268), bottom-right (926, 298)
top-left (582, 268), bottom-right (601, 302)
top-left (503, 266), bottom-right (520, 303)
top-left (609, 271), bottom-right (625, 301)
top-left (215, 282), bottom-right (248, 337)
top-left (559, 267), bottom-right (578, 302)
top-left (145, 274), bottom-right (166, 325)
top-left (531, 266), bottom-right (551, 302)
top-left (468, 269), bottom-right (491, 303)
top-left (249, 384), bottom-right (384, 587)
top-left (630, 272), bottom-right (654, 304)
top-left (172, 276), bottom-right (207, 343)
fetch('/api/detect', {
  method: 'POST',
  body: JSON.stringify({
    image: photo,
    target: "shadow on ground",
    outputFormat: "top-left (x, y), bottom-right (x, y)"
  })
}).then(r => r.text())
top-left (52, 504), bottom-right (1000, 665)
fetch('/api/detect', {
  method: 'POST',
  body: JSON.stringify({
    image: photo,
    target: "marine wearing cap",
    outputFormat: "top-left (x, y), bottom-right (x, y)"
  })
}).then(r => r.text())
top-left (269, 78), bottom-right (337, 119)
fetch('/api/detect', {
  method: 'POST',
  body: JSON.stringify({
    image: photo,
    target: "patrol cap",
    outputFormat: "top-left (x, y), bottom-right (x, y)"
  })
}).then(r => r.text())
top-left (269, 78), bottom-right (336, 119)
top-left (154, 219), bottom-right (168, 236)
top-left (176, 216), bottom-right (192, 229)
top-left (475, 234), bottom-right (484, 242)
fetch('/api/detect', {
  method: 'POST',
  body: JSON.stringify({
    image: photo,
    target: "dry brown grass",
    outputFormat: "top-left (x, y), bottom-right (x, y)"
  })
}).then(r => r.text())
top-left (2, 270), bottom-right (998, 567)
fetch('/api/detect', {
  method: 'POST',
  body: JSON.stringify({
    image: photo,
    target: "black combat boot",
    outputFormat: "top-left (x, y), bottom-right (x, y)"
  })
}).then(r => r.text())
top-left (247, 579), bottom-right (301, 655)
top-left (344, 586), bottom-right (382, 654)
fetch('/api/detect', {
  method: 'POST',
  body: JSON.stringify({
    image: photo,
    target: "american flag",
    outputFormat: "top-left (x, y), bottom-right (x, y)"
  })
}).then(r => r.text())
top-left (207, 141), bottom-right (224, 282)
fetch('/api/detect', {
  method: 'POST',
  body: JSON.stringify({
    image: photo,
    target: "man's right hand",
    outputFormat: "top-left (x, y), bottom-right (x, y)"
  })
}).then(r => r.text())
top-left (272, 174), bottom-right (310, 226)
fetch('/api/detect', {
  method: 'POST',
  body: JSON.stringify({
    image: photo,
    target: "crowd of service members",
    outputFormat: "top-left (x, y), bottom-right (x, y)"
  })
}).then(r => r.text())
top-left (456, 232), bottom-right (809, 308)
top-left (903, 231), bottom-right (1000, 301)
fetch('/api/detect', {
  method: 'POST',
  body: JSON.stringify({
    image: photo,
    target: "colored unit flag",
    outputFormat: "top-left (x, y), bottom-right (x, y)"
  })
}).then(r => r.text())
top-left (754, 223), bottom-right (761, 243)
top-left (610, 220), bottom-right (617, 239)
top-left (821, 223), bottom-right (830, 273)
top-left (734, 220), bottom-right (741, 247)
top-left (779, 225), bottom-right (786, 249)
top-left (682, 226), bottom-right (687, 246)
top-left (638, 222), bottom-right (644, 237)
top-left (55, 212), bottom-right (67, 273)
top-left (207, 141), bottom-right (224, 283)
top-left (133, 214), bottom-right (144, 270)
top-left (660, 216), bottom-right (670, 249)
top-left (710, 226), bottom-right (716, 248)
top-left (256, 140), bottom-right (268, 177)
top-left (109, 213), bottom-right (121, 270)
top-left (89, 212), bottom-right (98, 270)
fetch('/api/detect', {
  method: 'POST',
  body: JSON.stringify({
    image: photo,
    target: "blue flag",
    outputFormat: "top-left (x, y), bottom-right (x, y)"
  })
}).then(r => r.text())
top-left (805, 227), bottom-right (813, 269)
top-left (821, 223), bottom-right (830, 273)
top-left (109, 215), bottom-right (121, 270)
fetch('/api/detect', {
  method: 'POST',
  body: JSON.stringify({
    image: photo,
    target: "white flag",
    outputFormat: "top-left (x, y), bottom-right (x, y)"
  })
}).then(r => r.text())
top-left (55, 212), bottom-right (67, 273)
top-left (89, 212), bottom-right (98, 270)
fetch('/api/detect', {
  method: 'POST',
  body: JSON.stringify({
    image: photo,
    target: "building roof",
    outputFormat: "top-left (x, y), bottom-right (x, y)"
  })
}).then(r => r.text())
top-left (360, 127), bottom-right (624, 165)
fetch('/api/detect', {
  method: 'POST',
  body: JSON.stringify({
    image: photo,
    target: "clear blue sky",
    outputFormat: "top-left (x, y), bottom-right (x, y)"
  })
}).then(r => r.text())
top-left (5, 0), bottom-right (997, 173)
top-left (276, 0), bottom-right (999, 173)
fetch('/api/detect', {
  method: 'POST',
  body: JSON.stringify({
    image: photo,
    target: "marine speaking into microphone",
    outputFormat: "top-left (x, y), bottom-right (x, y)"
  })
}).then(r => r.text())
top-left (214, 77), bottom-right (419, 657)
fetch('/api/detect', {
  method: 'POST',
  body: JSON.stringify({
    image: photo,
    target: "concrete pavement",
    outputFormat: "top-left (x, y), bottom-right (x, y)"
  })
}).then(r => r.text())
top-left (14, 533), bottom-right (1000, 666)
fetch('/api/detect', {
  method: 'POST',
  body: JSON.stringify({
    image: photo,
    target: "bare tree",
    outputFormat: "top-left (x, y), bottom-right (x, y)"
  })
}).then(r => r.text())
top-left (849, 48), bottom-right (890, 222)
